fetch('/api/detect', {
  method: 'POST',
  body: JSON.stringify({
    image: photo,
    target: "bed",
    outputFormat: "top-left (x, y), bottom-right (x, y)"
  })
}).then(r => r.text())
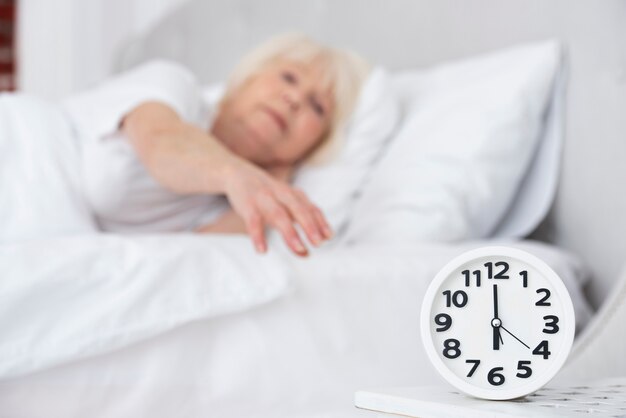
top-left (1, 1), bottom-right (625, 417)
top-left (0, 240), bottom-right (594, 417)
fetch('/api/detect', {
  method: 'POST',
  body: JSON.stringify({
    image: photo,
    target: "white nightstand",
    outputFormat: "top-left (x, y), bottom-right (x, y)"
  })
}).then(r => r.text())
top-left (355, 377), bottom-right (626, 417)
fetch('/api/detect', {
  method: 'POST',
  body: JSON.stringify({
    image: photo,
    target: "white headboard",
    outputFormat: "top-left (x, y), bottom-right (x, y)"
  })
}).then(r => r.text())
top-left (117, 0), bottom-right (626, 309)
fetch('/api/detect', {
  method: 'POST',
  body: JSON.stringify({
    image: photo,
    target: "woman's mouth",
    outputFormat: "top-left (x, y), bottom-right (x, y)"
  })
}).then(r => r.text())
top-left (260, 106), bottom-right (287, 134)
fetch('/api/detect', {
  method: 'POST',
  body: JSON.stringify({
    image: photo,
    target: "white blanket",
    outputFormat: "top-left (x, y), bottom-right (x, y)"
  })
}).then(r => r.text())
top-left (0, 94), bottom-right (94, 243)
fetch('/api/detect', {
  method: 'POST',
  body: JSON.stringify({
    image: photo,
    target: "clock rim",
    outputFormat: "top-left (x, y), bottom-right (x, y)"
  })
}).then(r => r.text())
top-left (420, 245), bottom-right (576, 400)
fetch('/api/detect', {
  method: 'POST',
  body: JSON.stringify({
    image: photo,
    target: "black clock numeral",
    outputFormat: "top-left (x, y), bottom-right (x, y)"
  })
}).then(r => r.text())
top-left (443, 339), bottom-right (461, 359)
top-left (442, 290), bottom-right (468, 308)
top-left (535, 288), bottom-right (551, 306)
top-left (465, 359), bottom-right (480, 377)
top-left (543, 315), bottom-right (560, 334)
top-left (484, 261), bottom-right (510, 279)
top-left (462, 269), bottom-right (481, 287)
top-left (487, 367), bottom-right (505, 386)
top-left (434, 313), bottom-right (452, 332)
top-left (520, 270), bottom-right (528, 288)
top-left (516, 360), bottom-right (532, 378)
top-left (532, 340), bottom-right (552, 359)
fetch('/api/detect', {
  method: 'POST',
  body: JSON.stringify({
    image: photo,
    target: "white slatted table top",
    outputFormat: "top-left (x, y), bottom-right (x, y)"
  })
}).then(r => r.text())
top-left (355, 377), bottom-right (626, 417)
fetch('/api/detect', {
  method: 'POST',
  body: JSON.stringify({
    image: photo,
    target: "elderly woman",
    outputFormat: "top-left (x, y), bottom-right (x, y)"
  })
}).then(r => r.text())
top-left (61, 34), bottom-right (369, 256)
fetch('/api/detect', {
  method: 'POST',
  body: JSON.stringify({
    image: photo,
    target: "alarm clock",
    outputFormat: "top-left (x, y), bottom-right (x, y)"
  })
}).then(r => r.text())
top-left (420, 246), bottom-right (575, 400)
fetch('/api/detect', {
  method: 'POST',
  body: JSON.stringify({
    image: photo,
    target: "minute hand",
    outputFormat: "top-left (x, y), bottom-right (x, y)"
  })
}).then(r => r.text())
top-left (493, 284), bottom-right (499, 319)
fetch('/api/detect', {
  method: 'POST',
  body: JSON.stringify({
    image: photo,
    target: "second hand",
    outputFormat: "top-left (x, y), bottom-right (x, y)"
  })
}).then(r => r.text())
top-left (500, 325), bottom-right (530, 349)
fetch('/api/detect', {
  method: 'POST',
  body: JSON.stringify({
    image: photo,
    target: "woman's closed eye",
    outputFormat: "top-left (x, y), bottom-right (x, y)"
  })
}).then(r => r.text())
top-left (281, 71), bottom-right (297, 85)
top-left (309, 97), bottom-right (325, 117)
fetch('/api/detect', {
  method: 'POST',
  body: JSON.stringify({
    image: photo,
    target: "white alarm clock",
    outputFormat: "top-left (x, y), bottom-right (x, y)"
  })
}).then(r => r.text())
top-left (420, 246), bottom-right (575, 400)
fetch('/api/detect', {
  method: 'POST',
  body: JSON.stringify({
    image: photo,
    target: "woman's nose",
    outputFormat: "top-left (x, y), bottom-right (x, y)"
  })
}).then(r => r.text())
top-left (282, 90), bottom-right (302, 112)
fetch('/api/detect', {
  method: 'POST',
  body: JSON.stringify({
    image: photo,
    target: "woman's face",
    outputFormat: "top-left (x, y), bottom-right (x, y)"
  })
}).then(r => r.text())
top-left (214, 59), bottom-right (334, 167)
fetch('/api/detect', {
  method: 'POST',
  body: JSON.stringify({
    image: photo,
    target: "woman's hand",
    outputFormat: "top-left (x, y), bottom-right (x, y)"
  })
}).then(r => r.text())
top-left (223, 160), bottom-right (333, 256)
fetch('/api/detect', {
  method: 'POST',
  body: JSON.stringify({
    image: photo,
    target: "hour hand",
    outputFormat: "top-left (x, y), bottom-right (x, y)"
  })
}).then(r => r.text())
top-left (493, 327), bottom-right (499, 350)
top-left (492, 318), bottom-right (503, 350)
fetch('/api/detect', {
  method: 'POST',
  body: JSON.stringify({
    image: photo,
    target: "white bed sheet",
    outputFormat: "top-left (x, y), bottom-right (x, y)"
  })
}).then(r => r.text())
top-left (0, 240), bottom-right (592, 418)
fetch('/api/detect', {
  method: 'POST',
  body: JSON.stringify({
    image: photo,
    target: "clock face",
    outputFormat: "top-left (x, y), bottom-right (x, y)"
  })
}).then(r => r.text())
top-left (420, 246), bottom-right (575, 400)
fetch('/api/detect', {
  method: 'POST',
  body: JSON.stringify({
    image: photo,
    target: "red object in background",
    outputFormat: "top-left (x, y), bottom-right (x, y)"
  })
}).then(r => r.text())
top-left (0, 0), bottom-right (15, 91)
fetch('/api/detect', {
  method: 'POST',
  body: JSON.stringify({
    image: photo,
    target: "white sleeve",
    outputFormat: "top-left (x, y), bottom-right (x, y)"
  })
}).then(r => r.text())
top-left (62, 60), bottom-right (201, 143)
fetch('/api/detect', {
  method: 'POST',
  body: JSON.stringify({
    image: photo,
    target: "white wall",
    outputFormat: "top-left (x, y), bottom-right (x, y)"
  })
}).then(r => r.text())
top-left (17, 0), bottom-right (188, 100)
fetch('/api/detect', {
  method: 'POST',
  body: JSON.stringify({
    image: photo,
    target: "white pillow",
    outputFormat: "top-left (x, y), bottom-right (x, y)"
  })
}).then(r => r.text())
top-left (291, 68), bottom-right (399, 236)
top-left (203, 67), bottom-right (400, 237)
top-left (344, 41), bottom-right (562, 244)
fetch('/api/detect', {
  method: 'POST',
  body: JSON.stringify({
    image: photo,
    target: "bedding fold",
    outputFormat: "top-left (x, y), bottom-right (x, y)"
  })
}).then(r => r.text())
top-left (0, 234), bottom-right (290, 379)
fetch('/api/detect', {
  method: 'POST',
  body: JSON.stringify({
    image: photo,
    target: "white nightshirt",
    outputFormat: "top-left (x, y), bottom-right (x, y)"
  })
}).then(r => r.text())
top-left (63, 60), bottom-right (229, 233)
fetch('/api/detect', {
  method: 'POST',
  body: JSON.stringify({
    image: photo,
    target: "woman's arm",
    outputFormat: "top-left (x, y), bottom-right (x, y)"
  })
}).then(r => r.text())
top-left (122, 102), bottom-right (332, 255)
top-left (122, 101), bottom-right (236, 195)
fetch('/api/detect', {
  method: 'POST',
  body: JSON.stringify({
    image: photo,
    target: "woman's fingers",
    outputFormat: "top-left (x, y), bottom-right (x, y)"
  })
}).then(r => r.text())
top-left (275, 187), bottom-right (325, 247)
top-left (312, 204), bottom-right (333, 240)
top-left (244, 209), bottom-right (266, 254)
top-left (257, 191), bottom-right (308, 257)
top-left (292, 188), bottom-right (333, 240)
